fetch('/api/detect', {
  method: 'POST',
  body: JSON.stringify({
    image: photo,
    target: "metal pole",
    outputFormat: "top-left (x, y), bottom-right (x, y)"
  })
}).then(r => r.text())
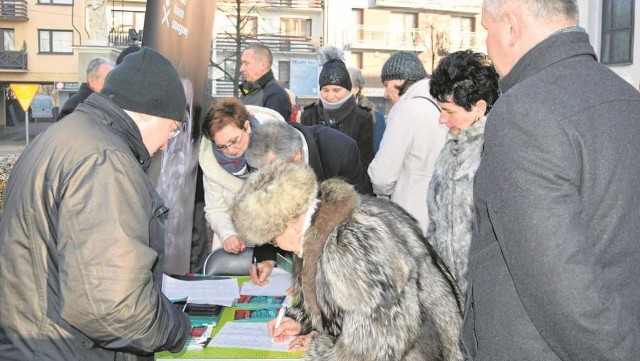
top-left (25, 108), bottom-right (29, 146)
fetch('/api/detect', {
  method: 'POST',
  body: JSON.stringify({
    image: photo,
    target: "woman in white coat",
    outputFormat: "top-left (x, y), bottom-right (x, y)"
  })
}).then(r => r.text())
top-left (368, 51), bottom-right (447, 235)
top-left (198, 98), bottom-right (283, 277)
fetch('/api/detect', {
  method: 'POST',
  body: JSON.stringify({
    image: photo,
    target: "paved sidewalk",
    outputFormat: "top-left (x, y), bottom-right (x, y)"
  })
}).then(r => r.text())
top-left (0, 123), bottom-right (52, 156)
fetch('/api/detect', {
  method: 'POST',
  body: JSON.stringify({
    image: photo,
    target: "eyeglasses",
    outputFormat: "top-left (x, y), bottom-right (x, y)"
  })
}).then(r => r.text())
top-left (168, 120), bottom-right (185, 139)
top-left (215, 129), bottom-right (246, 151)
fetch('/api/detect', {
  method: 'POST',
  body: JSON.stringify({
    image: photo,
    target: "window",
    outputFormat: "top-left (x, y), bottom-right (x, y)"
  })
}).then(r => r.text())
top-left (223, 59), bottom-right (236, 81)
top-left (449, 16), bottom-right (476, 51)
top-left (278, 60), bottom-right (290, 88)
top-left (110, 10), bottom-right (146, 33)
top-left (280, 18), bottom-right (311, 37)
top-left (38, 30), bottom-right (73, 53)
top-left (240, 16), bottom-right (258, 37)
top-left (353, 9), bottom-right (364, 41)
top-left (38, 0), bottom-right (73, 4)
top-left (390, 12), bottom-right (417, 44)
top-left (0, 29), bottom-right (15, 51)
top-left (352, 52), bottom-right (363, 69)
top-left (601, 0), bottom-right (634, 64)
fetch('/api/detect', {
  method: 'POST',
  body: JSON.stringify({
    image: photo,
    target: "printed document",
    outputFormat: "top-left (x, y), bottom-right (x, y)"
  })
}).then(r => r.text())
top-left (240, 269), bottom-right (292, 296)
top-left (209, 322), bottom-right (293, 352)
top-left (162, 275), bottom-right (239, 306)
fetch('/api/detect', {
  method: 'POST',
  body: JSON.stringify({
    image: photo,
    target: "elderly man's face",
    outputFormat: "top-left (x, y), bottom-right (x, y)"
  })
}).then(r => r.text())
top-left (240, 49), bottom-right (268, 83)
top-left (88, 63), bottom-right (114, 92)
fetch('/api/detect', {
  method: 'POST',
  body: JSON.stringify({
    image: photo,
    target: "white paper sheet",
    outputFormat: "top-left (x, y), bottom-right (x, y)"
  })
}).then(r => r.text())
top-left (161, 275), bottom-right (240, 306)
top-left (209, 322), bottom-right (293, 352)
top-left (240, 270), bottom-right (293, 296)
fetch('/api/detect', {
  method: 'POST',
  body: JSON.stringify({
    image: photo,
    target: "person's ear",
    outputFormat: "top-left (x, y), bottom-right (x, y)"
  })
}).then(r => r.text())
top-left (293, 150), bottom-right (303, 163)
top-left (503, 10), bottom-right (520, 47)
top-left (473, 99), bottom-right (488, 116)
top-left (244, 120), bottom-right (251, 133)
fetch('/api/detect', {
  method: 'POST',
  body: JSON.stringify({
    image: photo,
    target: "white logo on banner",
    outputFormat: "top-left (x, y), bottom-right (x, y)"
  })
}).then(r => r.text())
top-left (160, 0), bottom-right (190, 38)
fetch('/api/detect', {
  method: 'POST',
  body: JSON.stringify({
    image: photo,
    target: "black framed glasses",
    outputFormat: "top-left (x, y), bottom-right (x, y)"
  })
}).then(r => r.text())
top-left (168, 120), bottom-right (185, 139)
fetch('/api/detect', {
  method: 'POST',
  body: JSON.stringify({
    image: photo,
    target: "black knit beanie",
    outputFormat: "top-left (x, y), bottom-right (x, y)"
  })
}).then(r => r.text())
top-left (102, 46), bottom-right (186, 122)
top-left (318, 46), bottom-right (352, 91)
top-left (381, 51), bottom-right (428, 82)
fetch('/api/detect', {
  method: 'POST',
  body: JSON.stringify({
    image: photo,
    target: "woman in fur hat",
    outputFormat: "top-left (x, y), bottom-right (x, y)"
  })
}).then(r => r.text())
top-left (232, 162), bottom-right (464, 361)
top-left (301, 45), bottom-right (374, 176)
top-left (427, 50), bottom-right (500, 296)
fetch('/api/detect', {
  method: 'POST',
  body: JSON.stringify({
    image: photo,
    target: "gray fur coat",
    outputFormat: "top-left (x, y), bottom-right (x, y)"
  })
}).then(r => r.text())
top-left (426, 117), bottom-right (485, 295)
top-left (288, 179), bottom-right (463, 361)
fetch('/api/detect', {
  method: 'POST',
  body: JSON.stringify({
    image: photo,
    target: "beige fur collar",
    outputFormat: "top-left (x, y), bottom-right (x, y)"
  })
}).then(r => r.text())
top-left (300, 179), bottom-right (360, 320)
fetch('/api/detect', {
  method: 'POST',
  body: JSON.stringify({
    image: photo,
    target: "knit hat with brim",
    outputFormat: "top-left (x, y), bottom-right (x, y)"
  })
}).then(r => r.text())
top-left (381, 51), bottom-right (428, 82)
top-left (102, 46), bottom-right (186, 122)
top-left (232, 162), bottom-right (318, 245)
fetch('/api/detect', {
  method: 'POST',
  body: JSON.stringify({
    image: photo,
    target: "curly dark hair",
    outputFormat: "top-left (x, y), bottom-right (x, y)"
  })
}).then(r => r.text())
top-left (429, 50), bottom-right (500, 115)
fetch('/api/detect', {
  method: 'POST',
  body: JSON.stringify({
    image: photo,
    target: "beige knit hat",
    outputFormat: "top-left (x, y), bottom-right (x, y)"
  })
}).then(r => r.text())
top-left (232, 161), bottom-right (318, 245)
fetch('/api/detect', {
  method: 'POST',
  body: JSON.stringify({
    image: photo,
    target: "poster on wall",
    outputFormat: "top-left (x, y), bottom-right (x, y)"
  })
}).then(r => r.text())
top-left (290, 59), bottom-right (320, 98)
top-left (143, 0), bottom-right (216, 275)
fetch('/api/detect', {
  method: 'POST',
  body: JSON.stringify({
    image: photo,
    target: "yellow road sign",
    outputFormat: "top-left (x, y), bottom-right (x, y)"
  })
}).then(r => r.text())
top-left (9, 83), bottom-right (40, 112)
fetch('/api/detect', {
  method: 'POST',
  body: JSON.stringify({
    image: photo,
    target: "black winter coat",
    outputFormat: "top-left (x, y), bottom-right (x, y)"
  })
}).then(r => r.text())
top-left (301, 97), bottom-right (374, 170)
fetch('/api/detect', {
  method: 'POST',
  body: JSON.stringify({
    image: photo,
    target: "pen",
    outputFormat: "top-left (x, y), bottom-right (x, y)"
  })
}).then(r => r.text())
top-left (272, 306), bottom-right (287, 342)
top-left (253, 257), bottom-right (261, 279)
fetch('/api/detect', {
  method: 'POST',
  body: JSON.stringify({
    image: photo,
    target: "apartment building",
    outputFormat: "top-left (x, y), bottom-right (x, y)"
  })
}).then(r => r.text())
top-left (328, 0), bottom-right (484, 111)
top-left (210, 0), bottom-right (324, 103)
top-left (0, 0), bottom-right (144, 126)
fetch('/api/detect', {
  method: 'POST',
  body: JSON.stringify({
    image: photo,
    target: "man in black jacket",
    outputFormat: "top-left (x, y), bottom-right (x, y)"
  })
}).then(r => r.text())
top-left (244, 120), bottom-right (367, 283)
top-left (57, 57), bottom-right (114, 120)
top-left (0, 47), bottom-right (190, 361)
top-left (239, 44), bottom-right (291, 121)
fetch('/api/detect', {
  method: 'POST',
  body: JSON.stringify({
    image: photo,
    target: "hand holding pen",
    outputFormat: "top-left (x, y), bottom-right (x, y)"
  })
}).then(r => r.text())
top-left (250, 258), bottom-right (276, 285)
top-left (268, 307), bottom-right (302, 342)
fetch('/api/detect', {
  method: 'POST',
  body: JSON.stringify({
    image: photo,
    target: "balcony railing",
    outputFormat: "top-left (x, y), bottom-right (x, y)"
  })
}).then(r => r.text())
top-left (0, 50), bottom-right (27, 70)
top-left (373, 0), bottom-right (480, 12)
top-left (108, 29), bottom-right (143, 48)
top-left (215, 34), bottom-right (322, 53)
top-left (346, 25), bottom-right (429, 50)
top-left (217, 0), bottom-right (322, 10)
top-left (345, 25), bottom-right (485, 54)
top-left (263, 0), bottom-right (322, 9)
top-left (0, 0), bottom-right (27, 21)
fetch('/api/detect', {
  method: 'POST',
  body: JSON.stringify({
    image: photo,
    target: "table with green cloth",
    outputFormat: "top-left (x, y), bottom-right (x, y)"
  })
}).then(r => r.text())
top-left (156, 276), bottom-right (304, 361)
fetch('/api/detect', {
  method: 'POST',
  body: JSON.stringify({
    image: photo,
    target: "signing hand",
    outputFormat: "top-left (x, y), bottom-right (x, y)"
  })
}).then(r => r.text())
top-left (268, 316), bottom-right (302, 342)
top-left (288, 331), bottom-right (317, 352)
top-left (250, 260), bottom-right (275, 285)
top-left (222, 235), bottom-right (246, 254)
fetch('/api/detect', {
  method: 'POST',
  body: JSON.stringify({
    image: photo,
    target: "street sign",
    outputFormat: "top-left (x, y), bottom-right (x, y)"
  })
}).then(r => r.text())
top-left (9, 83), bottom-right (41, 111)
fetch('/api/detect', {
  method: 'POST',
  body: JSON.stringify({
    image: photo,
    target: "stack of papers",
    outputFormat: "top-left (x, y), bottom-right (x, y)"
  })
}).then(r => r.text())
top-left (161, 274), bottom-right (240, 306)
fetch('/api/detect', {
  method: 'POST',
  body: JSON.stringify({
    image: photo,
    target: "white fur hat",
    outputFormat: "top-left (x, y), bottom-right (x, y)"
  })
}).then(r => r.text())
top-left (232, 161), bottom-right (318, 245)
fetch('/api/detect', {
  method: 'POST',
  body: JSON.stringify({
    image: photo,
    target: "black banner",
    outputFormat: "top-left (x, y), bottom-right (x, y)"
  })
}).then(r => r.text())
top-left (143, 0), bottom-right (216, 274)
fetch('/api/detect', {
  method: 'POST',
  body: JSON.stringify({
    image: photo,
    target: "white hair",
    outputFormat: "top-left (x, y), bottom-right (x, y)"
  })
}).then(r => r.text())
top-left (484, 0), bottom-right (578, 22)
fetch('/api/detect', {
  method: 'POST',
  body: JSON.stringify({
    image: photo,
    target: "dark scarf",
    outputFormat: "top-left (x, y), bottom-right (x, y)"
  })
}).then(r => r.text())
top-left (317, 96), bottom-right (357, 130)
top-left (239, 70), bottom-right (275, 96)
top-left (212, 115), bottom-right (260, 176)
top-left (83, 93), bottom-right (151, 170)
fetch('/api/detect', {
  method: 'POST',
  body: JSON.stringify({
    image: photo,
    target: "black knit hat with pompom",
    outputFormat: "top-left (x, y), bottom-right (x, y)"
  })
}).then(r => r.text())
top-left (318, 45), bottom-right (352, 91)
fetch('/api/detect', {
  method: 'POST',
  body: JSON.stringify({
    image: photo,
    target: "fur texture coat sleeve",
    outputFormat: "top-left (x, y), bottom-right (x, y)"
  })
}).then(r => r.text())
top-left (290, 179), bottom-right (463, 361)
